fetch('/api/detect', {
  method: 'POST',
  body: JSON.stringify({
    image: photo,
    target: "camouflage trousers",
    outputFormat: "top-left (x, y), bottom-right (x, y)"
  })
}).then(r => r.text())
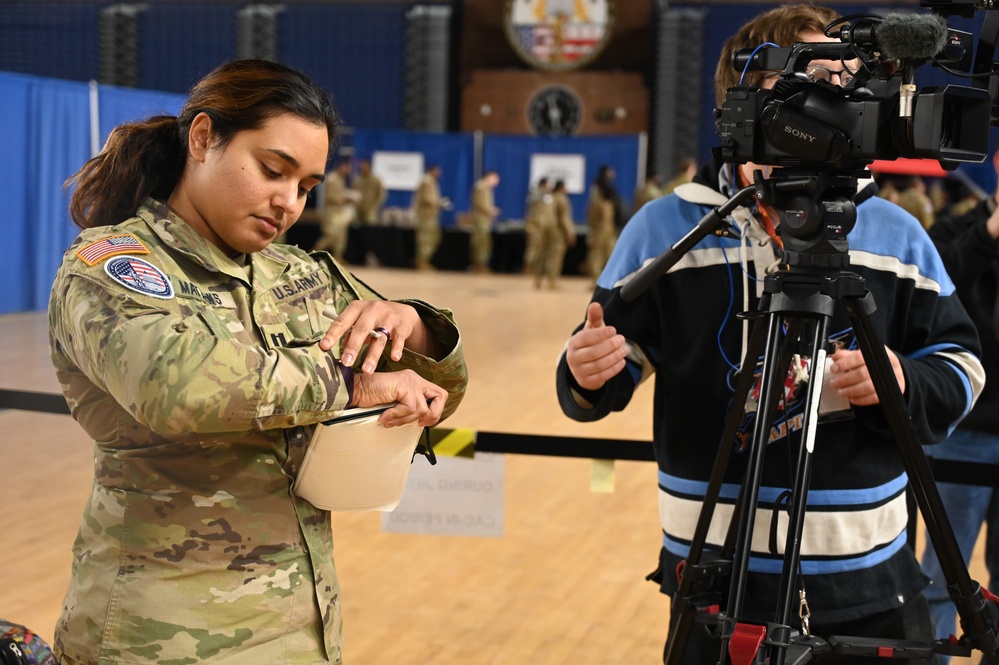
top-left (469, 218), bottom-right (492, 268)
top-left (533, 224), bottom-right (568, 281)
top-left (415, 219), bottom-right (441, 264)
top-left (314, 208), bottom-right (353, 259)
top-left (586, 229), bottom-right (616, 281)
top-left (522, 224), bottom-right (540, 273)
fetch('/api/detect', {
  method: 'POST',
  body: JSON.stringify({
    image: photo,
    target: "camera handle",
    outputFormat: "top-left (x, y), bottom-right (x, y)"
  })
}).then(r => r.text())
top-left (658, 266), bottom-right (999, 665)
top-left (619, 185), bottom-right (758, 303)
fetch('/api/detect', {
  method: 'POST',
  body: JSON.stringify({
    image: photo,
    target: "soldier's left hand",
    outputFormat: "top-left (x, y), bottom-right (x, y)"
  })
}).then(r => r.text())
top-left (828, 347), bottom-right (906, 406)
top-left (320, 301), bottom-right (422, 373)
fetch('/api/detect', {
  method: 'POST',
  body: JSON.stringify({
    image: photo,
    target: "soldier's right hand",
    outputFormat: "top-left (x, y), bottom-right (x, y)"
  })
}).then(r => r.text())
top-left (565, 302), bottom-right (629, 391)
top-left (350, 369), bottom-right (447, 427)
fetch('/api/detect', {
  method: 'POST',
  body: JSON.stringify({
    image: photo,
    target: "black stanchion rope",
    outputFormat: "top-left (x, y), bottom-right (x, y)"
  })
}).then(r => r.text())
top-left (2, 389), bottom-right (997, 486)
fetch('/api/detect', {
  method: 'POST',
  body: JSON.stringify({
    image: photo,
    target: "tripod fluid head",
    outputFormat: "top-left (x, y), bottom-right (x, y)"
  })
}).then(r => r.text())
top-left (750, 167), bottom-right (868, 272)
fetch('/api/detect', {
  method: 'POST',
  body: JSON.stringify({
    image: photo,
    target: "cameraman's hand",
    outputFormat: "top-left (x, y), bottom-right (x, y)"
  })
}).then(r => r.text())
top-left (350, 369), bottom-right (447, 427)
top-left (566, 302), bottom-right (629, 391)
top-left (828, 347), bottom-right (905, 407)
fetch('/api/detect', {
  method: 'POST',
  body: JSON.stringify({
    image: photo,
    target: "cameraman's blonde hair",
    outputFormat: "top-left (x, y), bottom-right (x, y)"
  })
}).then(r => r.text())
top-left (715, 4), bottom-right (840, 107)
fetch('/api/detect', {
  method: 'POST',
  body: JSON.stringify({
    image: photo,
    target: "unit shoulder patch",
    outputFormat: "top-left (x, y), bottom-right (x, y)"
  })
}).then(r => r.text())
top-left (104, 255), bottom-right (174, 299)
top-left (76, 234), bottom-right (149, 266)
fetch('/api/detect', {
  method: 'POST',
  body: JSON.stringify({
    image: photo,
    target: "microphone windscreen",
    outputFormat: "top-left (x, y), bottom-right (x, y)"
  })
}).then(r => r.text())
top-left (877, 13), bottom-right (949, 61)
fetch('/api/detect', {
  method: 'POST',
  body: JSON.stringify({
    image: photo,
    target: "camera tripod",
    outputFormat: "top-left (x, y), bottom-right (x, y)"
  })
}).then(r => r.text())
top-left (621, 171), bottom-right (999, 665)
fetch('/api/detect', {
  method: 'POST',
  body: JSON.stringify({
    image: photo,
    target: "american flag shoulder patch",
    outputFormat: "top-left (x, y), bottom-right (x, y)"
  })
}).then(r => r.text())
top-left (104, 255), bottom-right (174, 300)
top-left (76, 234), bottom-right (149, 266)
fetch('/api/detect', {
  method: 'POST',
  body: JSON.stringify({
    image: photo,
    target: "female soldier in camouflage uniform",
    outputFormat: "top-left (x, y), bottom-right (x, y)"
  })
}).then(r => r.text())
top-left (48, 59), bottom-right (467, 665)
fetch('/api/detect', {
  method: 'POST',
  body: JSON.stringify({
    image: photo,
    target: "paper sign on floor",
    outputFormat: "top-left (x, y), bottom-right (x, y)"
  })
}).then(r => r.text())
top-left (381, 452), bottom-right (505, 537)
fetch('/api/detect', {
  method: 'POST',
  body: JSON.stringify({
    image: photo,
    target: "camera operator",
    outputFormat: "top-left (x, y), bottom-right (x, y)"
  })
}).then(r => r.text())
top-left (555, 5), bottom-right (984, 665)
top-left (920, 151), bottom-right (999, 661)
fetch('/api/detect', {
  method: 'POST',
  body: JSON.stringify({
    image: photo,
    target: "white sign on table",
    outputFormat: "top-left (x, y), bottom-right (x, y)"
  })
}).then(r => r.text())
top-left (529, 153), bottom-right (586, 194)
top-left (372, 151), bottom-right (425, 191)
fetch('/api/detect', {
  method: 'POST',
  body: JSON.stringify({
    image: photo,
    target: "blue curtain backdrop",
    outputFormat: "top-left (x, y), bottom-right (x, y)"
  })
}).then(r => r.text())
top-left (0, 72), bottom-right (186, 315)
top-left (351, 129), bottom-right (476, 227)
top-left (1, 72), bottom-right (90, 314)
top-left (483, 134), bottom-right (640, 222)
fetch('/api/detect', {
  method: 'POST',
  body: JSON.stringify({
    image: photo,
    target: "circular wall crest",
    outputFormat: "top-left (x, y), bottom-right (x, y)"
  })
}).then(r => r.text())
top-left (503, 0), bottom-right (616, 72)
top-left (526, 85), bottom-right (583, 136)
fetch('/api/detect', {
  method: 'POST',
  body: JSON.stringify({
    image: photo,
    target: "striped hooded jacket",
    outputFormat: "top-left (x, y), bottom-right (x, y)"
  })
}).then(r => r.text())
top-left (557, 158), bottom-right (984, 624)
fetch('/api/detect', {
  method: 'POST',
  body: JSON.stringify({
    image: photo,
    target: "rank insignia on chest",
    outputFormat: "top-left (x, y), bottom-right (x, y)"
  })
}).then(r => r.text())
top-left (75, 234), bottom-right (149, 266)
top-left (104, 255), bottom-right (174, 299)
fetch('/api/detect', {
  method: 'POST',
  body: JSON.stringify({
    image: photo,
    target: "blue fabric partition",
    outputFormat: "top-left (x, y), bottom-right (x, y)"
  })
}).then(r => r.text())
top-left (0, 72), bottom-right (186, 315)
top-left (1, 72), bottom-right (90, 314)
top-left (351, 130), bottom-right (476, 227)
top-left (0, 73), bottom-right (35, 314)
top-left (482, 134), bottom-right (640, 223)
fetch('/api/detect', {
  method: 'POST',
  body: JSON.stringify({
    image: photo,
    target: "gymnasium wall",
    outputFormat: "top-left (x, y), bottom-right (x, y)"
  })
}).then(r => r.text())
top-left (0, 1), bottom-right (417, 130)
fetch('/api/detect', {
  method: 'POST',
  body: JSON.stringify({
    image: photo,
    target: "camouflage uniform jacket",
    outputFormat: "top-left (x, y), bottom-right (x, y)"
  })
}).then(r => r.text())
top-left (323, 171), bottom-right (351, 215)
top-left (353, 173), bottom-right (386, 225)
top-left (470, 179), bottom-right (496, 226)
top-left (48, 199), bottom-right (467, 665)
top-left (413, 173), bottom-right (441, 224)
top-left (553, 191), bottom-right (576, 242)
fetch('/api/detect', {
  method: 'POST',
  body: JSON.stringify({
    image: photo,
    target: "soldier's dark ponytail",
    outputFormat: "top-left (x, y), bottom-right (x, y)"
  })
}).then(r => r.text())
top-left (67, 116), bottom-right (185, 229)
top-left (67, 59), bottom-right (340, 229)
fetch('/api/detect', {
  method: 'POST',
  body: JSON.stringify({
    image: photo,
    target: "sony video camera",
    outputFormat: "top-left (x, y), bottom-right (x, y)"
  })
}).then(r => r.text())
top-left (715, 7), bottom-right (996, 172)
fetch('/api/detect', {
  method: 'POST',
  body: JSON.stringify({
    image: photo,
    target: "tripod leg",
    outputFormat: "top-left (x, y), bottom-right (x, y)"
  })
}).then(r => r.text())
top-left (843, 291), bottom-right (999, 665)
top-left (727, 311), bottom-right (791, 618)
top-left (770, 316), bottom-right (830, 665)
top-left (664, 309), bottom-right (771, 665)
top-left (720, 317), bottom-right (807, 565)
top-left (719, 311), bottom-right (813, 665)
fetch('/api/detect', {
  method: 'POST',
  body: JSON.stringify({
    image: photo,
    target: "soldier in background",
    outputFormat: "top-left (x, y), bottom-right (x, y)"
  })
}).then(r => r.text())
top-left (469, 170), bottom-right (501, 273)
top-left (585, 165), bottom-right (619, 283)
top-left (661, 156), bottom-right (698, 196)
top-left (523, 177), bottom-right (550, 274)
top-left (313, 158), bottom-right (358, 261)
top-left (47, 59), bottom-right (467, 665)
top-left (354, 158), bottom-right (387, 226)
top-left (631, 172), bottom-right (664, 216)
top-left (412, 164), bottom-right (449, 270)
top-left (533, 179), bottom-right (576, 290)
top-left (894, 175), bottom-right (935, 230)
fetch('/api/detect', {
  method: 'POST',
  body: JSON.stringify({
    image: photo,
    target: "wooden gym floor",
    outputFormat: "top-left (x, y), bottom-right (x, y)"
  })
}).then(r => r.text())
top-left (0, 266), bottom-right (988, 664)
